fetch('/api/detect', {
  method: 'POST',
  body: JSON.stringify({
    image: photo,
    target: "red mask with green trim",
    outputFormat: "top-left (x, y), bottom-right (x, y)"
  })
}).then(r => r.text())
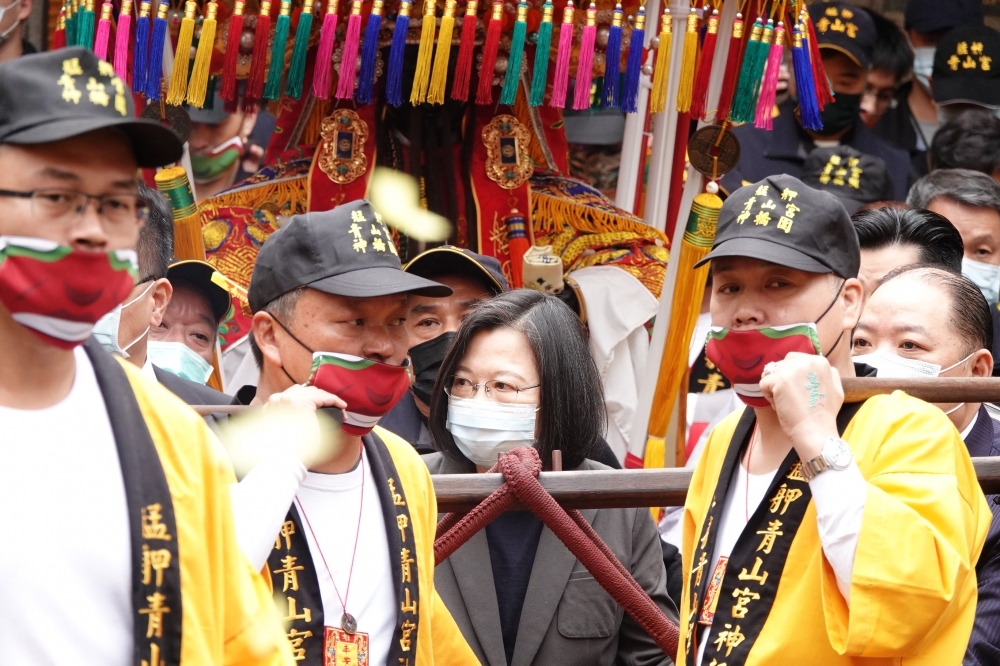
top-left (0, 236), bottom-right (137, 349)
top-left (307, 352), bottom-right (412, 436)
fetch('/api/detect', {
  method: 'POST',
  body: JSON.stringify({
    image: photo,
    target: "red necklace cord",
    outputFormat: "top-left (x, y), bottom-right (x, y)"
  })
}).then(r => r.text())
top-left (295, 442), bottom-right (366, 619)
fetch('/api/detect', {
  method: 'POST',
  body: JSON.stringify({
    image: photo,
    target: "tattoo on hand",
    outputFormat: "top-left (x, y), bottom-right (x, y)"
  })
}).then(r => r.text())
top-left (805, 372), bottom-right (825, 408)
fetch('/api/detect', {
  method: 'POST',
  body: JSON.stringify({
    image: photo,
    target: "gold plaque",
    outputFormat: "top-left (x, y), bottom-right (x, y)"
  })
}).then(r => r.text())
top-left (317, 109), bottom-right (369, 185)
top-left (482, 115), bottom-right (533, 190)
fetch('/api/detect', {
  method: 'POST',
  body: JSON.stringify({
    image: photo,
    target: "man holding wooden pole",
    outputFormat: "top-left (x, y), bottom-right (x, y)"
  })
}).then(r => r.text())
top-left (678, 174), bottom-right (990, 665)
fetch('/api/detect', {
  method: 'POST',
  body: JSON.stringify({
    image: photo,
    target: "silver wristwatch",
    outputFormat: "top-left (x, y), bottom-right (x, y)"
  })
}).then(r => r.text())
top-left (800, 437), bottom-right (853, 481)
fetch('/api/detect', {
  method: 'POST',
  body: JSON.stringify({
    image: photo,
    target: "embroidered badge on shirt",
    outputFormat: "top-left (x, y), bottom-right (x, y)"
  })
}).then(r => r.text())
top-left (325, 626), bottom-right (370, 666)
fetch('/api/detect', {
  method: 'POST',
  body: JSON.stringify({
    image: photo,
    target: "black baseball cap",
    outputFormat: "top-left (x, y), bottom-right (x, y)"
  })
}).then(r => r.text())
top-left (167, 259), bottom-right (232, 324)
top-left (932, 26), bottom-right (1000, 108)
top-left (808, 2), bottom-right (876, 69)
top-left (248, 200), bottom-right (452, 313)
top-left (404, 246), bottom-right (509, 295)
top-left (904, 0), bottom-right (983, 35)
top-left (801, 146), bottom-right (895, 215)
top-left (0, 48), bottom-right (182, 168)
top-left (695, 175), bottom-right (860, 279)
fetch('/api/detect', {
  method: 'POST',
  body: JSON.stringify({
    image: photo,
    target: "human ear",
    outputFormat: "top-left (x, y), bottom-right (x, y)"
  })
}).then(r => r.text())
top-left (252, 312), bottom-right (283, 369)
top-left (971, 349), bottom-right (994, 378)
top-left (149, 278), bottom-right (173, 328)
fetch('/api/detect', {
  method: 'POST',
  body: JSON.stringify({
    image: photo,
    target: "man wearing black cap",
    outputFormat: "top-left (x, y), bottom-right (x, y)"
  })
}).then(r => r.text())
top-left (380, 246), bottom-right (507, 453)
top-left (676, 174), bottom-right (989, 665)
top-left (722, 3), bottom-right (910, 202)
top-left (0, 49), bottom-right (292, 665)
top-left (187, 86), bottom-right (261, 202)
top-left (932, 25), bottom-right (1000, 123)
top-left (228, 202), bottom-right (478, 665)
top-left (800, 146), bottom-right (895, 214)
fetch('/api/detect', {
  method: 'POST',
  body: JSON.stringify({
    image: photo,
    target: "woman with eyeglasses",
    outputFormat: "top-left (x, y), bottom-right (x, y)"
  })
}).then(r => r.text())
top-left (422, 290), bottom-right (676, 666)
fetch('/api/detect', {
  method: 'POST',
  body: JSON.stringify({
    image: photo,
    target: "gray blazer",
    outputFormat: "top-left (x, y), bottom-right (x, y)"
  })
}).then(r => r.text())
top-left (424, 452), bottom-right (678, 666)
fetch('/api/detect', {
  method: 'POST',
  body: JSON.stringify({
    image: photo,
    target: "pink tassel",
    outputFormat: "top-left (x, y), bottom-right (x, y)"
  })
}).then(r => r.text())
top-left (312, 0), bottom-right (340, 100)
top-left (93, 2), bottom-right (113, 60)
top-left (550, 0), bottom-right (574, 109)
top-left (335, 0), bottom-right (363, 99)
top-left (114, 0), bottom-right (133, 81)
top-left (573, 3), bottom-right (597, 110)
top-left (754, 21), bottom-right (785, 130)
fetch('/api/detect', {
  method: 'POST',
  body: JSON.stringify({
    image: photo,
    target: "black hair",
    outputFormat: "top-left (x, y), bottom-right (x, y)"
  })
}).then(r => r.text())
top-left (428, 290), bottom-right (606, 471)
top-left (249, 287), bottom-right (306, 369)
top-left (136, 182), bottom-right (173, 281)
top-left (878, 265), bottom-right (993, 353)
top-left (929, 108), bottom-right (1000, 175)
top-left (851, 206), bottom-right (964, 272)
top-left (869, 9), bottom-right (912, 82)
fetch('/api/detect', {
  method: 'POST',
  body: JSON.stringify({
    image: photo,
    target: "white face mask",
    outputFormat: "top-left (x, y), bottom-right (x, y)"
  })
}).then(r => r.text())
top-left (92, 282), bottom-right (154, 358)
top-left (147, 341), bottom-right (214, 384)
top-left (853, 349), bottom-right (974, 378)
top-left (912, 46), bottom-right (935, 93)
top-left (0, 0), bottom-right (22, 44)
top-left (962, 257), bottom-right (1000, 304)
top-left (446, 394), bottom-right (538, 468)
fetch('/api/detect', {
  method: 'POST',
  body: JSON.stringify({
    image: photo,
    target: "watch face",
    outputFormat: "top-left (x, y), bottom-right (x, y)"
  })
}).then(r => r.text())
top-left (827, 439), bottom-right (853, 469)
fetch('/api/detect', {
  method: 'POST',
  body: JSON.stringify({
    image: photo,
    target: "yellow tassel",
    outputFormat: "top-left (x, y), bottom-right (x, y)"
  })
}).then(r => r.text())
top-left (650, 9), bottom-right (672, 114)
top-left (676, 9), bottom-right (698, 112)
top-left (410, 0), bottom-right (438, 104)
top-left (646, 191), bottom-right (722, 444)
top-left (166, 0), bottom-right (197, 105)
top-left (427, 0), bottom-right (456, 104)
top-left (186, 1), bottom-right (218, 107)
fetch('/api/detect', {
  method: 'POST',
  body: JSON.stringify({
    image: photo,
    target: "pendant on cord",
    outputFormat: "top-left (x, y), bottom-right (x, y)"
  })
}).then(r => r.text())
top-left (324, 625), bottom-right (369, 666)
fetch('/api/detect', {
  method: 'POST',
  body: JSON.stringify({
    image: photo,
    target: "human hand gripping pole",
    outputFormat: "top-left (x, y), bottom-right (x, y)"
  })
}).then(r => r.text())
top-left (759, 352), bottom-right (844, 460)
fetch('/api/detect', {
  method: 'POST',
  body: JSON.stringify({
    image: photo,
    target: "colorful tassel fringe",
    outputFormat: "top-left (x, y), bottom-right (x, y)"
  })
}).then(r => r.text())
top-left (500, 3), bottom-right (528, 105)
top-left (793, 24), bottom-right (822, 130)
top-left (754, 20), bottom-right (785, 130)
top-left (572, 3), bottom-right (597, 110)
top-left (245, 0), bottom-right (273, 104)
top-left (475, 1), bottom-right (504, 105)
top-left (312, 0), bottom-right (340, 99)
top-left (602, 3), bottom-right (623, 108)
top-left (529, 1), bottom-right (554, 106)
top-left (166, 1), bottom-right (196, 105)
top-left (93, 2), bottom-right (113, 60)
top-left (621, 5), bottom-right (645, 113)
top-left (427, 0), bottom-right (456, 104)
top-left (65, 0), bottom-right (77, 49)
top-left (53, 7), bottom-right (67, 49)
top-left (132, 1), bottom-right (150, 93)
top-left (145, 0), bottom-right (169, 100)
top-left (357, 0), bottom-right (385, 103)
top-left (409, 0), bottom-right (437, 103)
top-left (77, 0), bottom-right (95, 50)
top-left (689, 8), bottom-right (719, 119)
top-left (386, 0), bottom-right (411, 105)
top-left (806, 10), bottom-right (833, 108)
top-left (714, 13), bottom-right (743, 121)
top-left (113, 0), bottom-right (132, 80)
top-left (285, 0), bottom-right (314, 99)
top-left (335, 0), bottom-right (363, 99)
top-left (675, 8), bottom-right (698, 112)
top-left (221, 0), bottom-right (244, 101)
top-left (549, 0), bottom-right (574, 109)
top-left (264, 0), bottom-right (292, 101)
top-left (186, 1), bottom-right (217, 106)
top-left (450, 0), bottom-right (477, 101)
top-left (649, 8), bottom-right (671, 114)
top-left (728, 18), bottom-right (767, 124)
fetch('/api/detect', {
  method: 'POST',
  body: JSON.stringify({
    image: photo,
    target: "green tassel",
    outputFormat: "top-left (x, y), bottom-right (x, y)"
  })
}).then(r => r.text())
top-left (77, 4), bottom-right (95, 48)
top-left (285, 0), bottom-right (314, 99)
top-left (729, 19), bottom-right (769, 124)
top-left (500, 3), bottom-right (528, 105)
top-left (529, 2), bottom-right (553, 106)
top-left (65, 9), bottom-right (77, 48)
top-left (264, 1), bottom-right (292, 101)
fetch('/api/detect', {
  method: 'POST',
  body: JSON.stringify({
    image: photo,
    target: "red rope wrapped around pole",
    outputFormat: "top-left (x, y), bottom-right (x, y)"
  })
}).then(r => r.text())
top-left (434, 447), bottom-right (680, 659)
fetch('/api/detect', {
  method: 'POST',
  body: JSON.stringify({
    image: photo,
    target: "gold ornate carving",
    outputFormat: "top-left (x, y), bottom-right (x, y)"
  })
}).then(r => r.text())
top-left (317, 109), bottom-right (369, 185)
top-left (482, 115), bottom-right (532, 190)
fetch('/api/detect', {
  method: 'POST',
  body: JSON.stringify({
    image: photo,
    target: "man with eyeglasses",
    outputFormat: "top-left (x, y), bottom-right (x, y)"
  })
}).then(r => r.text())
top-left (0, 48), bottom-right (293, 665)
top-left (226, 201), bottom-right (479, 665)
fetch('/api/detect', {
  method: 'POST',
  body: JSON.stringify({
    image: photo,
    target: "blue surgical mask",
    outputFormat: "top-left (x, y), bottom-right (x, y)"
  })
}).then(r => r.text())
top-left (92, 282), bottom-right (154, 358)
top-left (147, 340), bottom-right (214, 384)
top-left (446, 394), bottom-right (537, 468)
top-left (912, 46), bottom-right (935, 93)
top-left (963, 257), bottom-right (1000, 304)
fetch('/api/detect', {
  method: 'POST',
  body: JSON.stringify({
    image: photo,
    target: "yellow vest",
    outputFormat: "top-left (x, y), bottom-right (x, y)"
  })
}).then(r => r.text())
top-left (680, 392), bottom-right (990, 665)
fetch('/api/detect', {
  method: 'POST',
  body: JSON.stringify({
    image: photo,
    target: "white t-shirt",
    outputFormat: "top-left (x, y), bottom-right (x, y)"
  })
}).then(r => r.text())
top-left (0, 346), bottom-right (132, 666)
top-left (231, 447), bottom-right (396, 665)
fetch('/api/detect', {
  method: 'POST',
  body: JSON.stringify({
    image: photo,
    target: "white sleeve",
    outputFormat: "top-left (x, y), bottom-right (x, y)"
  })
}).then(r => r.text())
top-left (808, 460), bottom-right (867, 603)
top-left (229, 452), bottom-right (307, 570)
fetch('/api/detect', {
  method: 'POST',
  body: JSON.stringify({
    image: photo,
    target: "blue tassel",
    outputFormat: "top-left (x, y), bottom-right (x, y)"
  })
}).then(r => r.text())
top-left (145, 1), bottom-right (169, 100)
top-left (602, 4), bottom-right (623, 108)
top-left (792, 27), bottom-right (821, 131)
top-left (356, 2), bottom-right (383, 104)
top-left (132, 7), bottom-right (150, 94)
top-left (621, 8), bottom-right (645, 113)
top-left (386, 0), bottom-right (411, 107)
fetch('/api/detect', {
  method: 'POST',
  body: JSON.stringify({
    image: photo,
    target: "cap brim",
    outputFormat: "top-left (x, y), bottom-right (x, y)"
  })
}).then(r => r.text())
top-left (307, 266), bottom-right (453, 298)
top-left (818, 43), bottom-right (870, 69)
top-left (167, 259), bottom-right (232, 322)
top-left (694, 237), bottom-right (834, 274)
top-left (4, 116), bottom-right (183, 168)
top-left (404, 247), bottom-right (505, 294)
top-left (933, 80), bottom-right (1000, 108)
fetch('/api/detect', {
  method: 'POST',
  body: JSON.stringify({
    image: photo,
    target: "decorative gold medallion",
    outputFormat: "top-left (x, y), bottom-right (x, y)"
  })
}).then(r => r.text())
top-left (317, 109), bottom-right (369, 185)
top-left (482, 115), bottom-right (533, 190)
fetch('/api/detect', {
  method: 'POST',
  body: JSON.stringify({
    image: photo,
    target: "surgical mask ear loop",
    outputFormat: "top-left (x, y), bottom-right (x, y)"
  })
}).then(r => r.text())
top-left (817, 280), bottom-right (846, 358)
top-left (117, 281), bottom-right (156, 358)
top-left (940, 351), bottom-right (977, 375)
top-left (270, 314), bottom-right (314, 386)
top-left (943, 403), bottom-right (966, 416)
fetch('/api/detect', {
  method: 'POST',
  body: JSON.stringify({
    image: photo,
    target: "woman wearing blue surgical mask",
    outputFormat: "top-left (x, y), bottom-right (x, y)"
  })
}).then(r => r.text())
top-left (422, 290), bottom-right (677, 666)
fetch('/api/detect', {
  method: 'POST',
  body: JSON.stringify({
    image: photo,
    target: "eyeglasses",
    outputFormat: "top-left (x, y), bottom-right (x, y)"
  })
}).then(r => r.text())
top-left (862, 87), bottom-right (900, 113)
top-left (0, 188), bottom-right (149, 227)
top-left (446, 375), bottom-right (540, 404)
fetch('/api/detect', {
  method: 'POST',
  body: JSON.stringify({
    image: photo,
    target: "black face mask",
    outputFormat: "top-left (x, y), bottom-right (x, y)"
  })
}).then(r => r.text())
top-left (408, 331), bottom-right (457, 405)
top-left (814, 92), bottom-right (861, 137)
